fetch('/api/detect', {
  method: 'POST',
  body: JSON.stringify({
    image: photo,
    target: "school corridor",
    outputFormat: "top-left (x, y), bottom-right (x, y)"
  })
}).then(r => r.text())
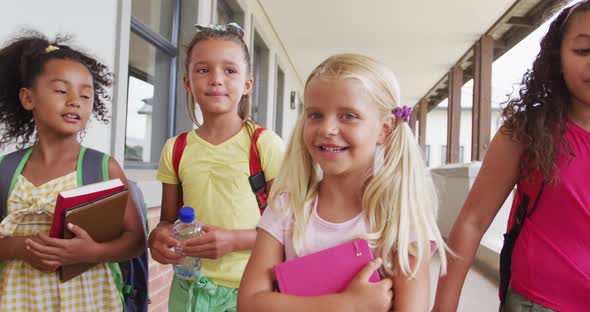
top-left (0, 0), bottom-right (574, 311)
top-left (430, 255), bottom-right (500, 311)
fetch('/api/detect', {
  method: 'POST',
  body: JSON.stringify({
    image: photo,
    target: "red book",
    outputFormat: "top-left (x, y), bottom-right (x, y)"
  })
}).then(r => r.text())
top-left (49, 178), bottom-right (126, 238)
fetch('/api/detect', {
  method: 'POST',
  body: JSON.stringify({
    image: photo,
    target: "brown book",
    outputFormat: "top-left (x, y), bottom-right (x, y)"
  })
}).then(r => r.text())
top-left (59, 189), bottom-right (129, 282)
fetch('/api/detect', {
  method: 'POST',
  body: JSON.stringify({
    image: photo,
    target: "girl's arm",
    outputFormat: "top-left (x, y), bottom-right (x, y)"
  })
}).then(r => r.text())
top-left (237, 229), bottom-right (393, 312)
top-left (148, 182), bottom-right (183, 264)
top-left (181, 179), bottom-right (275, 258)
top-left (94, 157), bottom-right (146, 261)
top-left (0, 236), bottom-right (59, 271)
top-left (432, 130), bottom-right (524, 311)
top-left (390, 250), bottom-right (431, 312)
top-left (26, 158), bottom-right (145, 264)
top-left (0, 237), bottom-right (27, 261)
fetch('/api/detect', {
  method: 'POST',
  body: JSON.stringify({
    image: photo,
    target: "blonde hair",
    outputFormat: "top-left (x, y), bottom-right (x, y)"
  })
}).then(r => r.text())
top-left (269, 54), bottom-right (447, 278)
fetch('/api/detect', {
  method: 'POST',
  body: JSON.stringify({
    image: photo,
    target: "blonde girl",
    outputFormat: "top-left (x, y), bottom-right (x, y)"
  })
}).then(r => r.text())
top-left (238, 53), bottom-right (447, 312)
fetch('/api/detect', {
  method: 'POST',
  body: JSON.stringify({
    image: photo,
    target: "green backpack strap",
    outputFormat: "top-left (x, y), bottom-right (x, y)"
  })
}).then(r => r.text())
top-left (108, 262), bottom-right (126, 309)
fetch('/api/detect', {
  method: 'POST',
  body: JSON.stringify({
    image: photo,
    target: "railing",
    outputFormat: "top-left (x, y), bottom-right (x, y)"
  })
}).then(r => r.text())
top-left (431, 162), bottom-right (514, 279)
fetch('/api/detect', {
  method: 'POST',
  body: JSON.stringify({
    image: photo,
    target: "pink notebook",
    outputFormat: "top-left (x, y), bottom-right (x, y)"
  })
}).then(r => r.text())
top-left (273, 239), bottom-right (381, 296)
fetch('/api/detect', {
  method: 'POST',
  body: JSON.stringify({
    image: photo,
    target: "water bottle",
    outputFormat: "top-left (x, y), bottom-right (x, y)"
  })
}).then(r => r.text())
top-left (172, 207), bottom-right (202, 280)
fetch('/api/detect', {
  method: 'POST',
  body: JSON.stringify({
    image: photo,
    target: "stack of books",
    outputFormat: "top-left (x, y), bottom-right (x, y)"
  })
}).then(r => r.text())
top-left (50, 179), bottom-right (128, 282)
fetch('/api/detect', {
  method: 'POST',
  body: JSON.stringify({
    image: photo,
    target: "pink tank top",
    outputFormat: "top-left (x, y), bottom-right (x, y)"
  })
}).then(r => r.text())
top-left (510, 119), bottom-right (590, 311)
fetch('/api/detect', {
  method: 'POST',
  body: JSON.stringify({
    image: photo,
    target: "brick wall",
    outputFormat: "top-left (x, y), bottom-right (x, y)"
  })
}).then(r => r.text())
top-left (147, 206), bottom-right (173, 312)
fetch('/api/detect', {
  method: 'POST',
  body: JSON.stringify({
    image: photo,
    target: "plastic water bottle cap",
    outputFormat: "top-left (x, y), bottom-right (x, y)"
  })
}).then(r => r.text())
top-left (179, 207), bottom-right (195, 223)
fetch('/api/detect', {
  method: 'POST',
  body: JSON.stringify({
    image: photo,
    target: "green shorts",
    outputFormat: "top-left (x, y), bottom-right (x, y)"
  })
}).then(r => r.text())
top-left (501, 287), bottom-right (557, 312)
top-left (168, 275), bottom-right (238, 312)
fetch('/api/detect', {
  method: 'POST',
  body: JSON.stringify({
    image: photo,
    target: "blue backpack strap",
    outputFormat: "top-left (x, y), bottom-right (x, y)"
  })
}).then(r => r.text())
top-left (78, 147), bottom-right (128, 309)
top-left (124, 180), bottom-right (150, 311)
top-left (0, 147), bottom-right (34, 219)
top-left (78, 147), bottom-right (109, 186)
top-left (128, 180), bottom-right (149, 236)
top-left (80, 149), bottom-right (150, 311)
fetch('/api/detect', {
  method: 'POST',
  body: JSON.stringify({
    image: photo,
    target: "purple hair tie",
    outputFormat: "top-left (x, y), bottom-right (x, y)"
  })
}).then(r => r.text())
top-left (393, 105), bottom-right (413, 122)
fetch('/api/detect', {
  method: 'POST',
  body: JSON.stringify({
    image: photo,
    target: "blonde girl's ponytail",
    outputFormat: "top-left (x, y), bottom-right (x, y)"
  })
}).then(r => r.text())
top-left (364, 120), bottom-right (447, 278)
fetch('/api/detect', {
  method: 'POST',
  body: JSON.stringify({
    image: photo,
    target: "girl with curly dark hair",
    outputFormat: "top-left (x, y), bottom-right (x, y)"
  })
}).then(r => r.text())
top-left (433, 1), bottom-right (590, 311)
top-left (0, 31), bottom-right (144, 311)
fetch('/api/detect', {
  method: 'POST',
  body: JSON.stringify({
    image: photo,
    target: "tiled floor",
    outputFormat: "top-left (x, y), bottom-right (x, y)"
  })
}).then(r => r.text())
top-left (430, 256), bottom-right (500, 311)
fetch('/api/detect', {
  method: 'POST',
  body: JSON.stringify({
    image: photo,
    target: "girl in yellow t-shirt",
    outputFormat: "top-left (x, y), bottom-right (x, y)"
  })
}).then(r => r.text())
top-left (148, 23), bottom-right (285, 312)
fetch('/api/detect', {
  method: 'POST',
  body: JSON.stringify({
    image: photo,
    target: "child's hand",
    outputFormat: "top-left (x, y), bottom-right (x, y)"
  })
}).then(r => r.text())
top-left (22, 236), bottom-right (60, 272)
top-left (344, 258), bottom-right (393, 312)
top-left (26, 223), bottom-right (101, 265)
top-left (181, 224), bottom-right (235, 259)
top-left (148, 222), bottom-right (182, 264)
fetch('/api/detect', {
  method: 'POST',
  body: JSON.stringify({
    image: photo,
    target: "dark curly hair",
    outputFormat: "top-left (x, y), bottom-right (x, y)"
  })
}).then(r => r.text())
top-left (0, 30), bottom-right (112, 148)
top-left (501, 1), bottom-right (590, 183)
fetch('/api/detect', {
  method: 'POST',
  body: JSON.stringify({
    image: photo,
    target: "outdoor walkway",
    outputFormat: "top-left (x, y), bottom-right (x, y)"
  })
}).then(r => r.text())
top-left (430, 256), bottom-right (500, 311)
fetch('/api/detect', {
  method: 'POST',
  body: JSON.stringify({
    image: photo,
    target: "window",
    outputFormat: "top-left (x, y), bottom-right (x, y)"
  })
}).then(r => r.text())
top-left (252, 30), bottom-right (270, 127)
top-left (275, 66), bottom-right (285, 136)
top-left (126, 0), bottom-right (179, 167)
top-left (216, 0), bottom-right (245, 26)
top-left (217, 0), bottom-right (234, 24)
top-left (131, 0), bottom-right (176, 40)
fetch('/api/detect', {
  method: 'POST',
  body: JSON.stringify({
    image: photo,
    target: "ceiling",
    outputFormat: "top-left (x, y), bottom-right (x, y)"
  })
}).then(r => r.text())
top-left (257, 0), bottom-right (524, 106)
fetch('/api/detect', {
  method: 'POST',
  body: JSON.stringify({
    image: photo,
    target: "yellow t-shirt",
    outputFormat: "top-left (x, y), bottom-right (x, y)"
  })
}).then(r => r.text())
top-left (157, 126), bottom-right (285, 288)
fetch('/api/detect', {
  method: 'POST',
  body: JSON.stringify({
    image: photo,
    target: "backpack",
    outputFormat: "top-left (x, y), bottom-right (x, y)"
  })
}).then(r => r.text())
top-left (499, 173), bottom-right (545, 306)
top-left (172, 127), bottom-right (269, 214)
top-left (0, 146), bottom-right (150, 312)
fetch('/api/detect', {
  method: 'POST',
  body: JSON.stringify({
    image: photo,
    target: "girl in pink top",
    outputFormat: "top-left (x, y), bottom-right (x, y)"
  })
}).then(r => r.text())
top-left (433, 2), bottom-right (590, 311)
top-left (237, 54), bottom-right (447, 312)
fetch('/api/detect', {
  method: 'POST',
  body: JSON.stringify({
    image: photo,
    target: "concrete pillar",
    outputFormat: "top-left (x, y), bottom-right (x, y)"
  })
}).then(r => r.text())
top-left (471, 36), bottom-right (494, 161)
top-left (418, 98), bottom-right (427, 147)
top-left (447, 66), bottom-right (463, 164)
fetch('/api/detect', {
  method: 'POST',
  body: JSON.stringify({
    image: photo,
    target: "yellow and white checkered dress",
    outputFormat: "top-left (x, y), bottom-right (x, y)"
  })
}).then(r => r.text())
top-left (0, 172), bottom-right (122, 311)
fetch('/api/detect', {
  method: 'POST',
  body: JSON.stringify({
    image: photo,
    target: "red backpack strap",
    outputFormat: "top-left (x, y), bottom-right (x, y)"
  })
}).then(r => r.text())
top-left (506, 170), bottom-right (543, 231)
top-left (249, 127), bottom-right (268, 214)
top-left (172, 132), bottom-right (188, 179)
top-left (499, 171), bottom-right (544, 303)
top-left (172, 132), bottom-right (188, 210)
top-left (249, 128), bottom-right (265, 176)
